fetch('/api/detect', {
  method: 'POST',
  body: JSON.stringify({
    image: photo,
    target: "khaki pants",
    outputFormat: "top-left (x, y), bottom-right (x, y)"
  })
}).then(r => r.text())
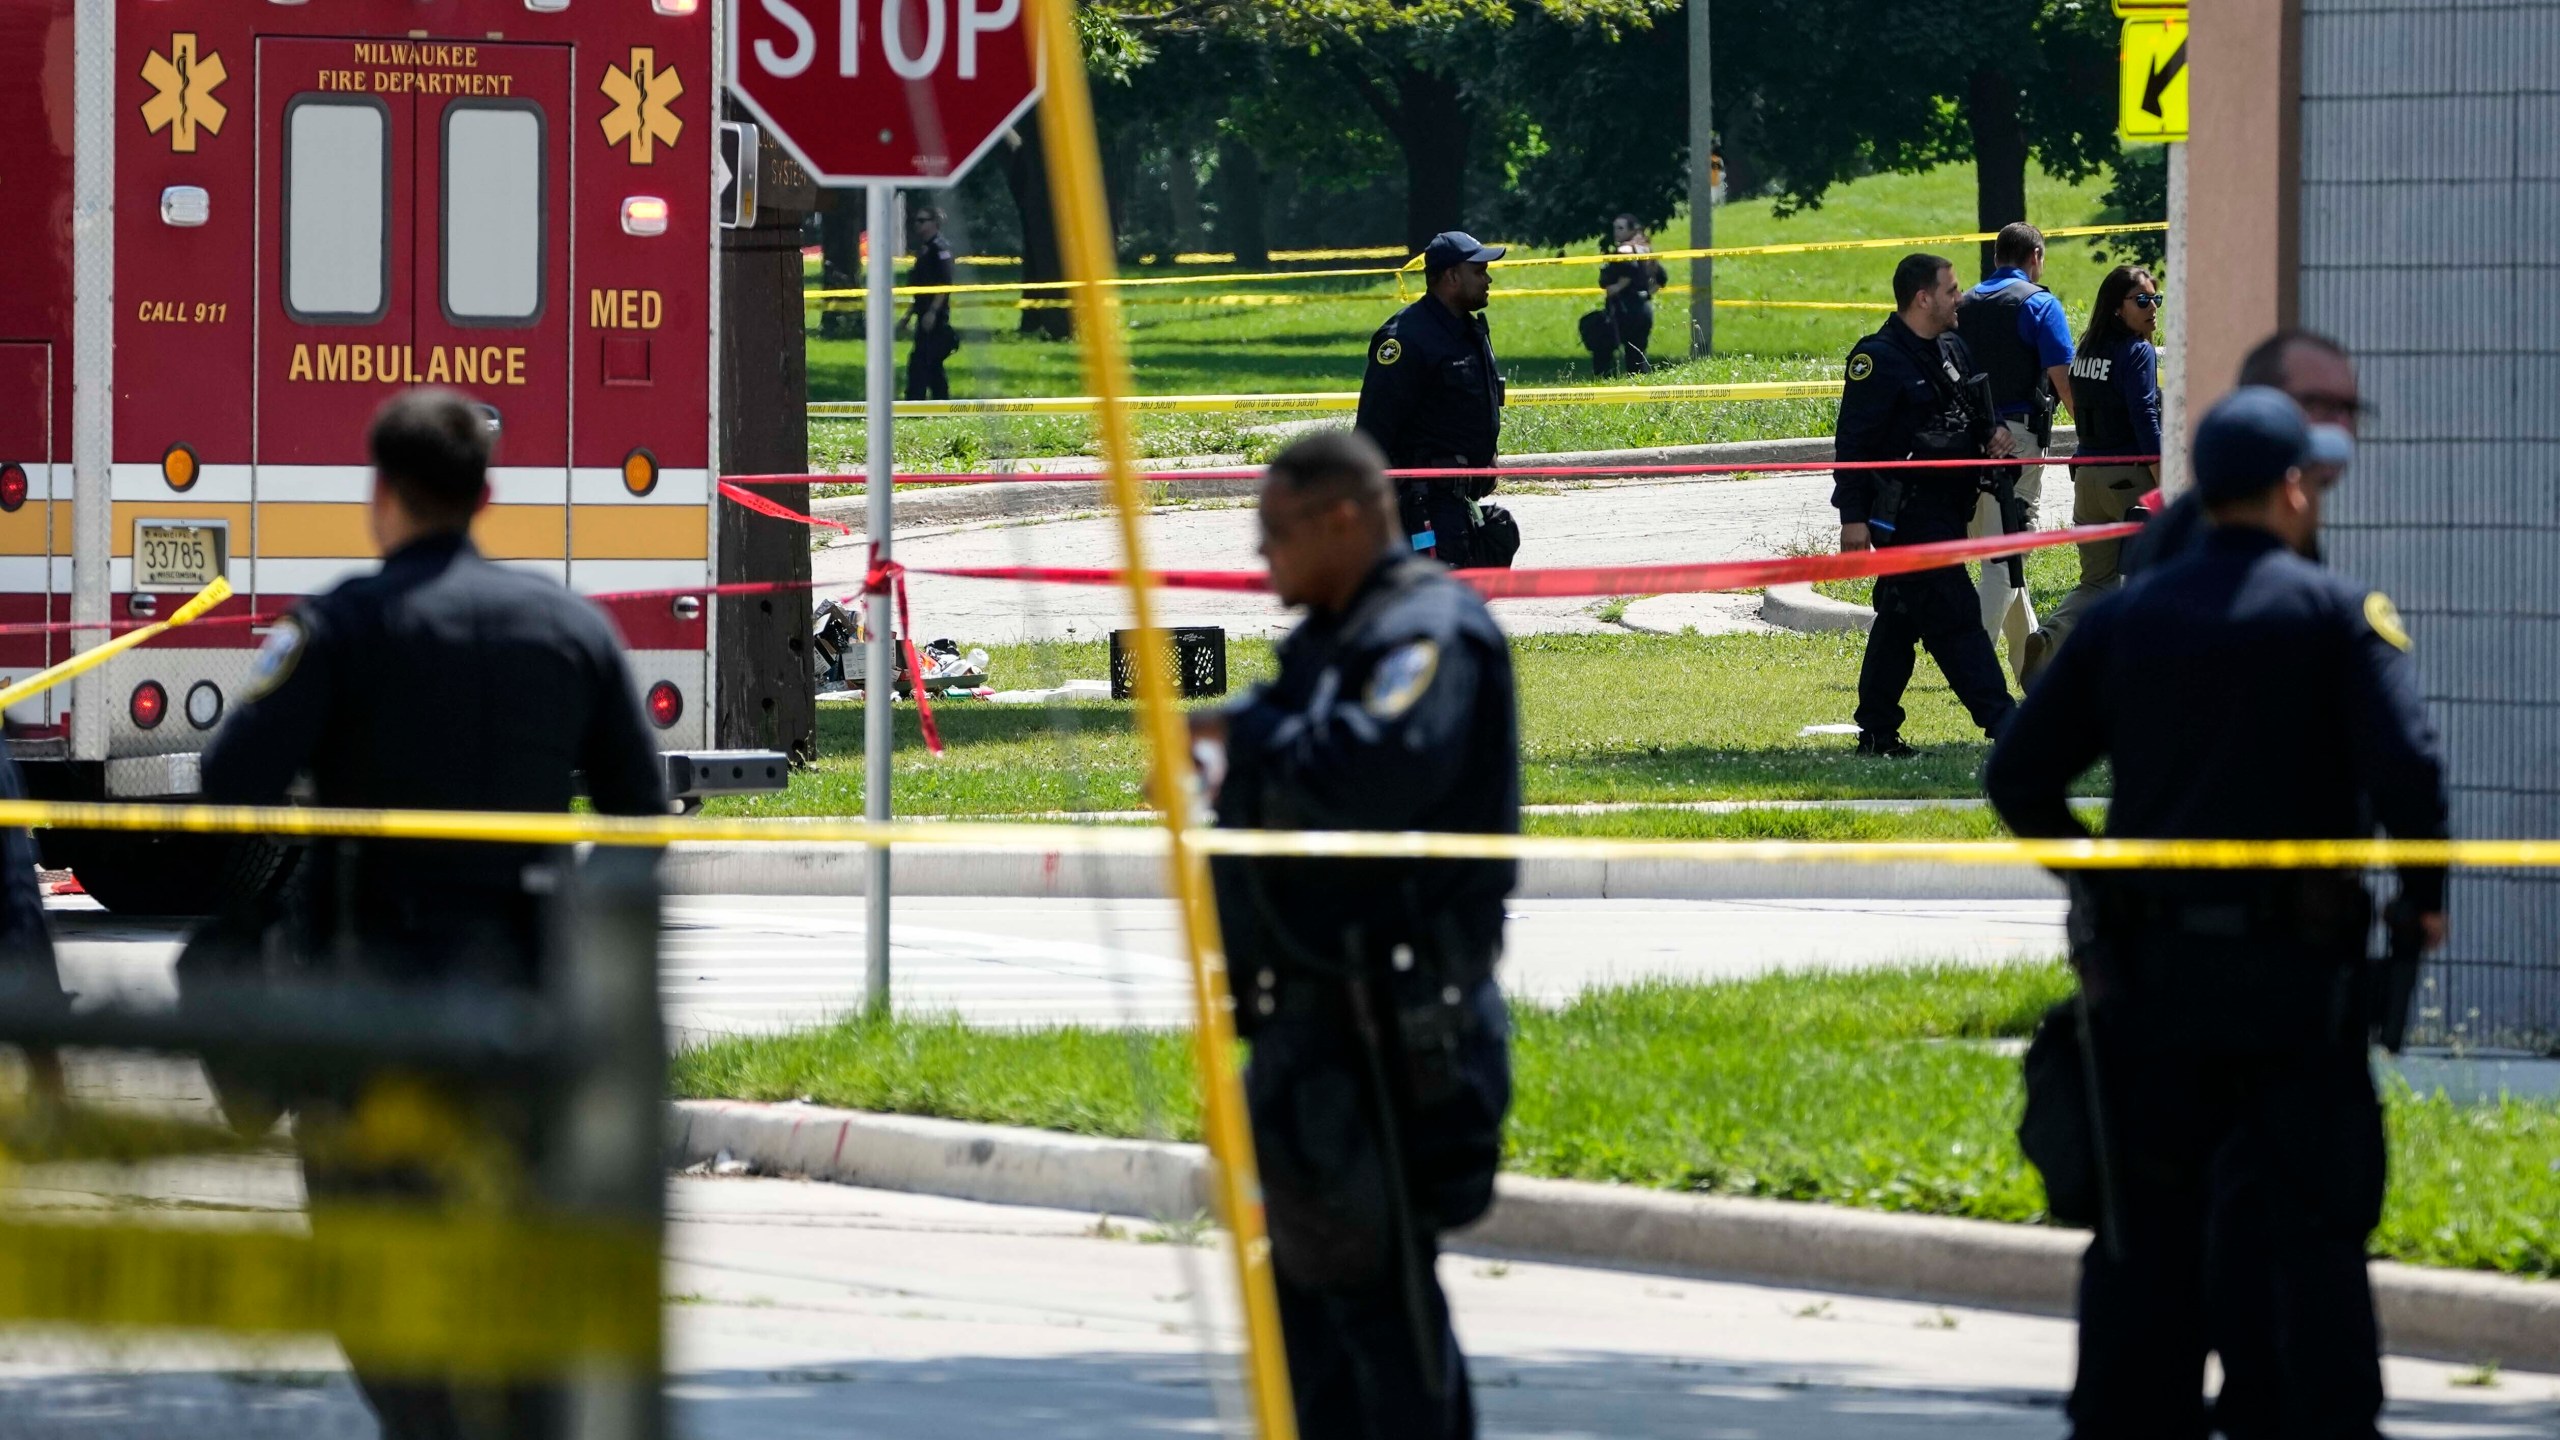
top-left (1969, 418), bottom-right (2046, 682)
top-left (2026, 462), bottom-right (2153, 684)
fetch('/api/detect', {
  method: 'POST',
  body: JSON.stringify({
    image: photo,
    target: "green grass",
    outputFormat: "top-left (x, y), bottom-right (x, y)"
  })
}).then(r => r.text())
top-left (801, 163), bottom-right (2135, 461)
top-left (704, 630), bottom-right (2034, 822)
top-left (671, 962), bottom-right (2560, 1278)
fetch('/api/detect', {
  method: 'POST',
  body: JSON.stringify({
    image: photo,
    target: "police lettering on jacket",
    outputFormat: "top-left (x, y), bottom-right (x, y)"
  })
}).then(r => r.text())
top-left (1353, 298), bottom-right (1504, 468)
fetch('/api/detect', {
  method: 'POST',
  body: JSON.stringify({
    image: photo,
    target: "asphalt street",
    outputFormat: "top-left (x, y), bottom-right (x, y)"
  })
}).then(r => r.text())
top-left (48, 894), bottom-right (2069, 1040)
top-left (812, 470), bottom-right (1867, 642)
top-left (3, 1174), bottom-right (2550, 1439)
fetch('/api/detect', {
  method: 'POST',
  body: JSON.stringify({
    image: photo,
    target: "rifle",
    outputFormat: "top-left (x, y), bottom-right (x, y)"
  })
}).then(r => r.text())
top-left (1962, 372), bottom-right (2030, 587)
top-left (2370, 897), bottom-right (2429, 1054)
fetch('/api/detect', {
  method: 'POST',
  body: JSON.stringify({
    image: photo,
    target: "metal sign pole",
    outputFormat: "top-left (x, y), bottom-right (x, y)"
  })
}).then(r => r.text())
top-left (863, 181), bottom-right (895, 1017)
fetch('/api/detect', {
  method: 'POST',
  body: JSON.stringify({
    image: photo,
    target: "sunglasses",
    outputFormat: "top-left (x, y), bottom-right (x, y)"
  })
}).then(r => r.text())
top-left (2129, 293), bottom-right (2166, 310)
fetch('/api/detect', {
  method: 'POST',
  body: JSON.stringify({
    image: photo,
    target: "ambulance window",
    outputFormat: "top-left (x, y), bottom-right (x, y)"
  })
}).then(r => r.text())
top-left (283, 98), bottom-right (391, 322)
top-left (442, 103), bottom-right (545, 324)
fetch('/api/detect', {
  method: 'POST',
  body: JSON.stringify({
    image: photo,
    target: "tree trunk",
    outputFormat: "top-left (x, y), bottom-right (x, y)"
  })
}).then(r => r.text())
top-left (1000, 111), bottom-right (1070, 339)
top-left (815, 190), bottom-right (863, 341)
top-left (1103, 127), bottom-right (1143, 257)
top-left (1216, 139), bottom-right (1270, 266)
top-left (1966, 64), bottom-right (2031, 279)
top-left (1392, 66), bottom-right (1473, 252)
top-left (1166, 146), bottom-right (1204, 254)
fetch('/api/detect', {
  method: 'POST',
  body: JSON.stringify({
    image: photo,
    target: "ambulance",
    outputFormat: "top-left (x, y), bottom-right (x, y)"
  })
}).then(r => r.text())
top-left (0, 0), bottom-right (785, 908)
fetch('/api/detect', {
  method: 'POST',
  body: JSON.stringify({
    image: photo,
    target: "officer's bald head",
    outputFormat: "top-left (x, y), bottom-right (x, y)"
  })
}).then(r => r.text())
top-left (1260, 430), bottom-right (1400, 611)
top-left (1267, 430), bottom-right (1393, 516)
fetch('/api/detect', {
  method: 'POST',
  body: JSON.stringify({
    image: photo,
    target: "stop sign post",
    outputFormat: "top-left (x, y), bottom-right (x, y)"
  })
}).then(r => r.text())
top-left (729, 0), bottom-right (1042, 1013)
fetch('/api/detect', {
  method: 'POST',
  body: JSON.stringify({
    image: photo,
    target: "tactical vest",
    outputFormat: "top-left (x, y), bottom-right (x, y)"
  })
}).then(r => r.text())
top-left (1954, 278), bottom-right (2054, 415)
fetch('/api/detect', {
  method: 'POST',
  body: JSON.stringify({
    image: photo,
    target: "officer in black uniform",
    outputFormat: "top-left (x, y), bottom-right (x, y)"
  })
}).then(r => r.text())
top-left (1354, 231), bottom-right (1507, 567)
top-left (1833, 252), bottom-right (2018, 756)
top-left (1985, 386), bottom-right (2447, 1440)
top-left (202, 389), bottom-right (667, 1440)
top-left (0, 750), bottom-right (64, 1106)
top-left (899, 206), bottom-right (958, 401)
top-left (1195, 429), bottom-right (1515, 1440)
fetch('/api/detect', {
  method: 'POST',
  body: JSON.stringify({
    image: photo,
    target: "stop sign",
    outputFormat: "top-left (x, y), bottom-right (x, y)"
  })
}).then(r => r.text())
top-left (727, 0), bottom-right (1044, 186)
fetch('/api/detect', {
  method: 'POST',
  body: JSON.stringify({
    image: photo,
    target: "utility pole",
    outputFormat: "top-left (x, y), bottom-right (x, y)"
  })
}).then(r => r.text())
top-left (1687, 0), bottom-right (1713, 356)
top-left (863, 184), bottom-right (895, 1018)
top-left (2160, 143), bottom-right (2188, 494)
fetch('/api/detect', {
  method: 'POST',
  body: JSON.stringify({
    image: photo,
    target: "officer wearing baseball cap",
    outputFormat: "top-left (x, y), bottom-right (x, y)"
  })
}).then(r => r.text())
top-left (1985, 385), bottom-right (2446, 1439)
top-left (1354, 232), bottom-right (1512, 568)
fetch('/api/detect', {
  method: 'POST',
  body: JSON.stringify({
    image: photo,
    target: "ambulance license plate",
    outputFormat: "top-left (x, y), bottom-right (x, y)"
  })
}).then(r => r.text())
top-left (134, 522), bottom-right (227, 591)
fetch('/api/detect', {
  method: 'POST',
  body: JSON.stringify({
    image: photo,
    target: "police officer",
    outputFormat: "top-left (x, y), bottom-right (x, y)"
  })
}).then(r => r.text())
top-left (1955, 222), bottom-right (2075, 677)
top-left (2020, 263), bottom-right (2163, 682)
top-left (2122, 329), bottom-right (2366, 580)
top-left (1592, 214), bottom-right (1667, 376)
top-left (1194, 428), bottom-right (1514, 1439)
top-left (0, 752), bottom-right (63, 1108)
top-left (202, 388), bottom-right (667, 1440)
top-left (1985, 387), bottom-right (2447, 1439)
top-left (898, 205), bottom-right (958, 401)
top-left (1355, 231), bottom-right (1507, 567)
top-left (1834, 252), bottom-right (2018, 757)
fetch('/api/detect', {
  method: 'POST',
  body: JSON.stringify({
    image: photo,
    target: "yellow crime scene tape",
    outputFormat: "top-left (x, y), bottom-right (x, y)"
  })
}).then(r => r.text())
top-left (0, 578), bottom-right (233, 712)
top-left (0, 797), bottom-right (2542, 870)
top-left (816, 378), bottom-right (1839, 418)
top-left (952, 245), bottom-right (1412, 267)
top-left (810, 222), bottom-right (2168, 300)
top-left (811, 288), bottom-right (1884, 312)
top-left (0, 1208), bottom-right (659, 1376)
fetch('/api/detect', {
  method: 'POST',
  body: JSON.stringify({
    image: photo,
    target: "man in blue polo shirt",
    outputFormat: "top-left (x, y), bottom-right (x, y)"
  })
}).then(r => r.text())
top-left (1954, 222), bottom-right (2075, 683)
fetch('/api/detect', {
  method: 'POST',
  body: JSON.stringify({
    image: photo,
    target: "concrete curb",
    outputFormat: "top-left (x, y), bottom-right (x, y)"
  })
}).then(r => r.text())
top-left (659, 843), bottom-right (2063, 902)
top-left (666, 1099), bottom-right (2557, 1371)
top-left (1759, 583), bottom-right (1874, 634)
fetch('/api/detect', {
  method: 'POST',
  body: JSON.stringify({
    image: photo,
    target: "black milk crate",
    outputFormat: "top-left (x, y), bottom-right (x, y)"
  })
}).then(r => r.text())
top-left (1110, 626), bottom-right (1228, 700)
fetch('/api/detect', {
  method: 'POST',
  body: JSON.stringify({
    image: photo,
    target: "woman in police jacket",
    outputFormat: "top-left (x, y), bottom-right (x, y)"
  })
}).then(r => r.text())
top-left (2025, 265), bottom-right (2164, 682)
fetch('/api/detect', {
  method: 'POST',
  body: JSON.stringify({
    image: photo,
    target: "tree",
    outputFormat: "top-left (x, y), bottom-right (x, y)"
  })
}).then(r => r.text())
top-left (1713, 0), bottom-right (2119, 276)
top-left (1114, 0), bottom-right (1666, 252)
top-left (1484, 0), bottom-right (1688, 246)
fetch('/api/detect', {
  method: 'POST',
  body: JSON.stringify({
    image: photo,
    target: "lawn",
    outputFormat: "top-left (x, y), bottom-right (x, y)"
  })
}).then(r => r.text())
top-left (671, 962), bottom-right (2560, 1279)
top-left (701, 629), bottom-right (2048, 823)
top-left (802, 162), bottom-right (2145, 462)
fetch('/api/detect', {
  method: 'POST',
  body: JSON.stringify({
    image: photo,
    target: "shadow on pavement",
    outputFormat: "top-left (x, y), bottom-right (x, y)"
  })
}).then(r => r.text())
top-left (0, 1350), bottom-right (2550, 1439)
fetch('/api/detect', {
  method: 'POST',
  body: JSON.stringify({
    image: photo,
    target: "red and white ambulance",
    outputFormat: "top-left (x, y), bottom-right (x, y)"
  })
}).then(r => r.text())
top-left (0, 0), bottom-right (783, 906)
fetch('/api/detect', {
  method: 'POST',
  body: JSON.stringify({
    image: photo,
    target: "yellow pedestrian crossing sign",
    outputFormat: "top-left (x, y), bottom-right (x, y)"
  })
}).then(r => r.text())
top-left (2119, 16), bottom-right (2189, 143)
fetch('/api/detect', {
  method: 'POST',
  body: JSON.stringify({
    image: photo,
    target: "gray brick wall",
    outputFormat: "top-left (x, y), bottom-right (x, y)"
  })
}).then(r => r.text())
top-left (2299, 0), bottom-right (2560, 1046)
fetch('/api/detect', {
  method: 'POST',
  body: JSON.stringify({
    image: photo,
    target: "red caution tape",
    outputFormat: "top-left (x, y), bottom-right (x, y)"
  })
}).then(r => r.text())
top-left (906, 521), bottom-right (2143, 600)
top-left (718, 480), bottom-right (854, 532)
top-left (861, 548), bottom-right (945, 759)
top-left (721, 455), bottom-right (2161, 488)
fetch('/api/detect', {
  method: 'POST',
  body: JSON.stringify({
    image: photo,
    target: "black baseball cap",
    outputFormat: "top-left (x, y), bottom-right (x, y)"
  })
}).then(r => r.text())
top-left (2192, 385), bottom-right (2355, 503)
top-left (1422, 231), bottom-right (1506, 275)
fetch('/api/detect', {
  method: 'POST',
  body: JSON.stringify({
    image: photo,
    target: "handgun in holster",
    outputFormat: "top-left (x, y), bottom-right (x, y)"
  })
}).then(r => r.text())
top-left (2369, 897), bottom-right (2428, 1054)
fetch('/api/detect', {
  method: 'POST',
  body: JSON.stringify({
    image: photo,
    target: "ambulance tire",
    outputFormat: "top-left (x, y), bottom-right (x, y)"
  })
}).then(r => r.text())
top-left (41, 831), bottom-right (294, 917)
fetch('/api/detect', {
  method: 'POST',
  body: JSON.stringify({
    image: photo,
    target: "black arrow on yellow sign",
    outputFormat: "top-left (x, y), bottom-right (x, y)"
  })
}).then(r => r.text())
top-left (2140, 37), bottom-right (2187, 118)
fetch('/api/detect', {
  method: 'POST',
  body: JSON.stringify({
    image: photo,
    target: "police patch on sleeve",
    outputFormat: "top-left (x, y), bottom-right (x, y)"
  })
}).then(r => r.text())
top-left (1846, 353), bottom-right (1874, 382)
top-left (2363, 591), bottom-right (2412, 652)
top-left (244, 617), bottom-right (306, 701)
top-left (1374, 337), bottom-right (1403, 366)
top-left (1362, 640), bottom-right (1439, 721)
